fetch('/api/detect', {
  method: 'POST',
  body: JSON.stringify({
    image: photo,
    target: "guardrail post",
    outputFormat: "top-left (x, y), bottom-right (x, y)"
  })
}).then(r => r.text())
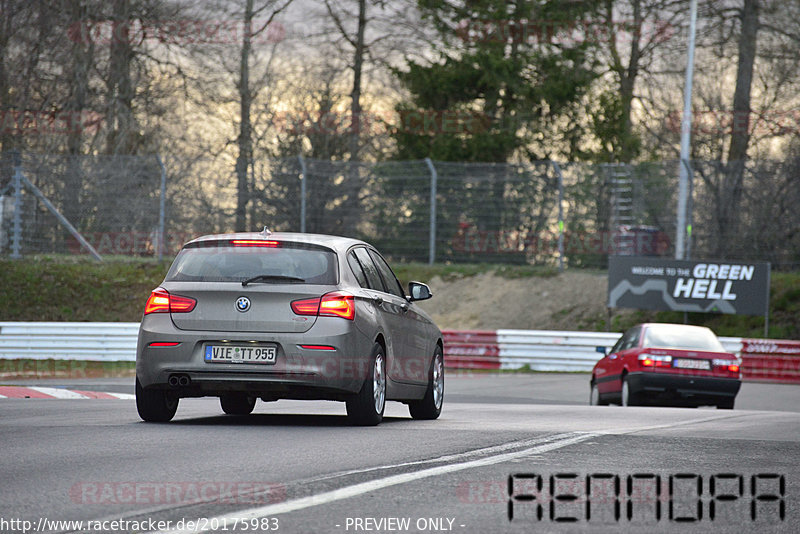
top-left (298, 155), bottom-right (307, 233)
top-left (157, 155), bottom-right (167, 262)
top-left (550, 160), bottom-right (565, 272)
top-left (425, 158), bottom-right (437, 265)
top-left (10, 150), bottom-right (23, 259)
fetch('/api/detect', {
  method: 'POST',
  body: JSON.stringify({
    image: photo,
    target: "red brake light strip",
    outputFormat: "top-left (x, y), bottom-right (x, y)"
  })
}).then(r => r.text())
top-left (231, 240), bottom-right (279, 247)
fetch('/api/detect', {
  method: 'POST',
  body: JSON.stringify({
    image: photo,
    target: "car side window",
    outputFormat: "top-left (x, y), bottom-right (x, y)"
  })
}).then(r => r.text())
top-left (611, 327), bottom-right (638, 353)
top-left (620, 327), bottom-right (641, 351)
top-left (626, 327), bottom-right (641, 349)
top-left (609, 335), bottom-right (625, 354)
top-left (347, 251), bottom-right (369, 288)
top-left (353, 247), bottom-right (384, 291)
top-left (368, 249), bottom-right (405, 299)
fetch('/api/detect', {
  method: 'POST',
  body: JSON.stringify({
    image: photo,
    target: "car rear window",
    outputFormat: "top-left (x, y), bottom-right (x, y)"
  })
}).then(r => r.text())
top-left (642, 325), bottom-right (725, 352)
top-left (165, 241), bottom-right (338, 284)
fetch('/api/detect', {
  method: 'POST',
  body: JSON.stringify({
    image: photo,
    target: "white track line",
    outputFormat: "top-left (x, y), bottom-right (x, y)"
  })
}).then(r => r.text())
top-left (298, 432), bottom-right (584, 485)
top-left (152, 432), bottom-right (597, 534)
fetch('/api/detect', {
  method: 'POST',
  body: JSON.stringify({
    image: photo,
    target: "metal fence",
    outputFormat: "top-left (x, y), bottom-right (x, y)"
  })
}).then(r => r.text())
top-left (0, 151), bottom-right (166, 259)
top-left (1, 151), bottom-right (798, 268)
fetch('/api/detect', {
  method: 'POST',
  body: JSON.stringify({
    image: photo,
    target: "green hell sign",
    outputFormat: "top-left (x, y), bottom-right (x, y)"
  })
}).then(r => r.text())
top-left (608, 256), bottom-right (770, 316)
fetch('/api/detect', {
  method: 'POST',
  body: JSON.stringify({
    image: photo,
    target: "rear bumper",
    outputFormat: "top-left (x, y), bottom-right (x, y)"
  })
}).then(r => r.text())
top-left (626, 371), bottom-right (741, 404)
top-left (135, 314), bottom-right (372, 399)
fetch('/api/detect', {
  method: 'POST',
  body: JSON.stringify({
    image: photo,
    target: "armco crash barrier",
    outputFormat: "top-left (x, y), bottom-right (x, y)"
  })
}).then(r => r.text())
top-left (442, 331), bottom-right (500, 369)
top-left (739, 339), bottom-right (800, 384)
top-left (442, 329), bottom-right (800, 384)
top-left (0, 323), bottom-right (797, 384)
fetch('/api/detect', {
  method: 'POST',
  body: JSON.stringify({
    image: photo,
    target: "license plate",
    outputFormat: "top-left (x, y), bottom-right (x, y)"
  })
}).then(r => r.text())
top-left (673, 358), bottom-right (710, 370)
top-left (204, 344), bottom-right (277, 364)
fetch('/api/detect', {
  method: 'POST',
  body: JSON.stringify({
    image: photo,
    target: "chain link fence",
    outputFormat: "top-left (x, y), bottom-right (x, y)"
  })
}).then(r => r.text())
top-left (1, 151), bottom-right (798, 269)
top-left (0, 151), bottom-right (169, 258)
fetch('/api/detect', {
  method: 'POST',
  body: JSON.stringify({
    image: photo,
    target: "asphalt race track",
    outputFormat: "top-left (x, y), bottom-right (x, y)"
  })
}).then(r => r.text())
top-left (1, 374), bottom-right (798, 534)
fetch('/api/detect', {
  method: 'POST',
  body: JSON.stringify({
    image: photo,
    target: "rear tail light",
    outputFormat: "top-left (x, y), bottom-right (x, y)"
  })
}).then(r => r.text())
top-left (144, 288), bottom-right (197, 315)
top-left (713, 358), bottom-right (741, 373)
top-left (320, 292), bottom-right (356, 320)
top-left (291, 297), bottom-right (321, 315)
top-left (639, 354), bottom-right (672, 368)
top-left (291, 292), bottom-right (355, 320)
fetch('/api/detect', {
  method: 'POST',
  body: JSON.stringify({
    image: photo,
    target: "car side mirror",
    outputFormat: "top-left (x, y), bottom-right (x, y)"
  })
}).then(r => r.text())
top-left (408, 281), bottom-right (432, 302)
top-left (596, 346), bottom-right (608, 356)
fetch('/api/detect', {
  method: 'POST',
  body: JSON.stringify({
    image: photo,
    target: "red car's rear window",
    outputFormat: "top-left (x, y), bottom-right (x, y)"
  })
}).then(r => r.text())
top-left (642, 325), bottom-right (725, 352)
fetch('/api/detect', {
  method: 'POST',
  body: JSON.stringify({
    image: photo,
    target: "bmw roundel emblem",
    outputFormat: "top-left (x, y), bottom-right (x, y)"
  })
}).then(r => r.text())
top-left (235, 296), bottom-right (251, 312)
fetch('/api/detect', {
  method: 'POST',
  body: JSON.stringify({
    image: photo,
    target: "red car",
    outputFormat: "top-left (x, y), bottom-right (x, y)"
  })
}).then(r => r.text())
top-left (590, 323), bottom-right (741, 409)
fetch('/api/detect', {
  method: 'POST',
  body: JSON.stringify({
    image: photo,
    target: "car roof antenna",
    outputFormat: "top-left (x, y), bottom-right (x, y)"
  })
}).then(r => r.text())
top-left (261, 226), bottom-right (272, 236)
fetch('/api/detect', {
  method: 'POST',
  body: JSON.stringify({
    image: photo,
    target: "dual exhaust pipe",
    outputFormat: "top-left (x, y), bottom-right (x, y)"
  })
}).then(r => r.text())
top-left (168, 374), bottom-right (191, 387)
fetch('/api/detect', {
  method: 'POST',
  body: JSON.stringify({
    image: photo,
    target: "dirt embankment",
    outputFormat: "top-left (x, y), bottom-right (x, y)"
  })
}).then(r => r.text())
top-left (417, 271), bottom-right (611, 331)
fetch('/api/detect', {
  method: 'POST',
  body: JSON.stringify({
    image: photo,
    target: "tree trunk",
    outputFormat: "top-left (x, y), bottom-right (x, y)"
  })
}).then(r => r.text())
top-left (235, 0), bottom-right (254, 232)
top-left (718, 0), bottom-right (759, 258)
top-left (65, 0), bottom-right (93, 227)
top-left (349, 0), bottom-right (366, 162)
top-left (340, 0), bottom-right (367, 235)
top-left (619, 0), bottom-right (642, 163)
top-left (107, 0), bottom-right (136, 154)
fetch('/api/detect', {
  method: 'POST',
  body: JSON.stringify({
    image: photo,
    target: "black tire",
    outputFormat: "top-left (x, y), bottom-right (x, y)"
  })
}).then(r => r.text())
top-left (409, 345), bottom-right (444, 420)
top-left (717, 399), bottom-right (735, 410)
top-left (220, 393), bottom-right (256, 415)
top-left (621, 376), bottom-right (641, 407)
top-left (136, 377), bottom-right (178, 422)
top-left (346, 343), bottom-right (386, 426)
top-left (589, 382), bottom-right (605, 406)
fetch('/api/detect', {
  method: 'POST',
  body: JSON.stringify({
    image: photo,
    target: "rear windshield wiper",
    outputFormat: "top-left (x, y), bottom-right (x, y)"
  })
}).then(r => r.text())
top-left (242, 274), bottom-right (306, 286)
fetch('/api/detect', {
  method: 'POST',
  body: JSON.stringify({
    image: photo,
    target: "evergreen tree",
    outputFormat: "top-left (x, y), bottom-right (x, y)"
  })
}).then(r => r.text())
top-left (392, 0), bottom-right (600, 162)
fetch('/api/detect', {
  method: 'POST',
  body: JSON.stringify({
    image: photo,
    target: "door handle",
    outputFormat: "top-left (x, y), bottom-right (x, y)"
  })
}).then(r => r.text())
top-left (371, 296), bottom-right (384, 304)
top-left (400, 302), bottom-right (409, 312)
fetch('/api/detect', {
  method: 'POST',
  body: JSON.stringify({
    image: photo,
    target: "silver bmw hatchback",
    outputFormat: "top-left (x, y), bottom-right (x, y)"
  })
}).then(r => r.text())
top-left (135, 231), bottom-right (443, 426)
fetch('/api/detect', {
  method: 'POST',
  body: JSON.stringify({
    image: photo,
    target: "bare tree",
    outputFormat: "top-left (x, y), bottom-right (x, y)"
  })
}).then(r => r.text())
top-left (233, 0), bottom-right (293, 231)
top-left (593, 0), bottom-right (689, 162)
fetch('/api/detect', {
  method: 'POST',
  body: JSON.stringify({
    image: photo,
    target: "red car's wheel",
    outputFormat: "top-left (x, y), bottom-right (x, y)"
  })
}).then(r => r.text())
top-left (621, 377), bottom-right (642, 407)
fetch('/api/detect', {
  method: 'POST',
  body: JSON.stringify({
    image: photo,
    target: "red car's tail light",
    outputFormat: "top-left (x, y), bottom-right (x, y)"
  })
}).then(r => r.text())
top-left (144, 288), bottom-right (197, 315)
top-left (639, 354), bottom-right (672, 368)
top-left (713, 358), bottom-right (740, 374)
top-left (231, 239), bottom-right (279, 247)
top-left (291, 292), bottom-right (355, 320)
